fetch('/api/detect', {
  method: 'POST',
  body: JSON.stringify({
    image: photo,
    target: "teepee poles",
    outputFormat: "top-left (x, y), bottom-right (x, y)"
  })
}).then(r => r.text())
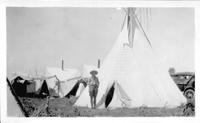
top-left (121, 8), bottom-right (152, 48)
top-left (134, 13), bottom-right (152, 48)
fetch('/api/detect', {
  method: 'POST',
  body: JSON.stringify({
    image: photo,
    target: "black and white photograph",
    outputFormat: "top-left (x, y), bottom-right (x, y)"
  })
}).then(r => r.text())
top-left (5, 6), bottom-right (195, 118)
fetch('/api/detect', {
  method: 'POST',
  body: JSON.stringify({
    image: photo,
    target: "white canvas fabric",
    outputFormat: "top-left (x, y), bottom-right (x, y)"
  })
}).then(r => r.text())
top-left (45, 67), bottom-right (81, 97)
top-left (74, 85), bottom-right (91, 107)
top-left (76, 82), bottom-right (86, 98)
top-left (95, 12), bottom-right (186, 108)
top-left (97, 82), bottom-right (131, 109)
top-left (35, 79), bottom-right (43, 91)
top-left (7, 87), bottom-right (24, 117)
top-left (46, 67), bottom-right (80, 81)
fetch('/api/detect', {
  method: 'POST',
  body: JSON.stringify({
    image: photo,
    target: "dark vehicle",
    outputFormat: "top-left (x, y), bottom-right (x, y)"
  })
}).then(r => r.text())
top-left (169, 68), bottom-right (195, 100)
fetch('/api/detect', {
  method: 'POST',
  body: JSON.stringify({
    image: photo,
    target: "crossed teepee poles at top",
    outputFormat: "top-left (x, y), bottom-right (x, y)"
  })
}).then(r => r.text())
top-left (122, 8), bottom-right (152, 49)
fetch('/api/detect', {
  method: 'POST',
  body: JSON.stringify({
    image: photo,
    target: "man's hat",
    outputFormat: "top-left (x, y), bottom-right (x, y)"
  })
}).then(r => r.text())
top-left (90, 70), bottom-right (98, 75)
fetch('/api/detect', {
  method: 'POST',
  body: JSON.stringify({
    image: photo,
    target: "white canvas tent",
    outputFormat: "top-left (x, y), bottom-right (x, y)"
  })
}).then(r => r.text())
top-left (7, 80), bottom-right (24, 117)
top-left (75, 8), bottom-right (186, 108)
top-left (45, 67), bottom-right (82, 98)
top-left (7, 87), bottom-right (24, 117)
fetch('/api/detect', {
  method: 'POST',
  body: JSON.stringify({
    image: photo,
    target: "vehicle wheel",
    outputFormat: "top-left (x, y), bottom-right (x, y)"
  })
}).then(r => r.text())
top-left (184, 88), bottom-right (195, 100)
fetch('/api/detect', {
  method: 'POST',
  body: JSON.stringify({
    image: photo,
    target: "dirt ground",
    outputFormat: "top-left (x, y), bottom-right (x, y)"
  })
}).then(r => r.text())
top-left (19, 97), bottom-right (195, 117)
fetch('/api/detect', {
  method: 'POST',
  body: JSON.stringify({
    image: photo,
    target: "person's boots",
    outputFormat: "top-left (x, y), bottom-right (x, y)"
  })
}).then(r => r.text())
top-left (94, 98), bottom-right (96, 109)
top-left (90, 97), bottom-right (94, 109)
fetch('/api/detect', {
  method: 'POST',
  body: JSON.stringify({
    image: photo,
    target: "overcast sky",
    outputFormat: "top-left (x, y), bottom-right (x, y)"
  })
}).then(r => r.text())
top-left (7, 7), bottom-right (194, 76)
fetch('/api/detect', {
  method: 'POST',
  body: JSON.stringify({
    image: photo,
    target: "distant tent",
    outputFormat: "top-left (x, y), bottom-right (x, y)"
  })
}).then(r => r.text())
top-left (38, 80), bottom-right (50, 97)
top-left (11, 76), bottom-right (36, 97)
top-left (45, 67), bottom-right (82, 98)
top-left (10, 74), bottom-right (57, 98)
top-left (11, 76), bottom-right (26, 96)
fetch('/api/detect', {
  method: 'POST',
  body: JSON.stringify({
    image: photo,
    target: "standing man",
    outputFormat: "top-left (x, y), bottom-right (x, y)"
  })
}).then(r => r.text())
top-left (88, 70), bottom-right (99, 109)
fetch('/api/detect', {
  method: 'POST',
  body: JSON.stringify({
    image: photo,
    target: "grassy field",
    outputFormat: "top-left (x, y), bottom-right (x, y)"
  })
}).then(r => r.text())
top-left (19, 97), bottom-right (195, 117)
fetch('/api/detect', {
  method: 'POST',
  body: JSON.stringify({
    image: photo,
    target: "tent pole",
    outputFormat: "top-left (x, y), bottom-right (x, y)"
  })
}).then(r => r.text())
top-left (98, 59), bottom-right (101, 68)
top-left (61, 60), bottom-right (64, 71)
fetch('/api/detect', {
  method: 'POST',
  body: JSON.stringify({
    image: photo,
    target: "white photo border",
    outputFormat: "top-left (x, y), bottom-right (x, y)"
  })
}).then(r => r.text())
top-left (1, 0), bottom-right (200, 123)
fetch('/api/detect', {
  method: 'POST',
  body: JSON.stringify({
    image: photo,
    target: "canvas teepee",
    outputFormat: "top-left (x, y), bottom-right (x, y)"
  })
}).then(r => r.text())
top-left (74, 8), bottom-right (186, 108)
top-left (96, 8), bottom-right (186, 108)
